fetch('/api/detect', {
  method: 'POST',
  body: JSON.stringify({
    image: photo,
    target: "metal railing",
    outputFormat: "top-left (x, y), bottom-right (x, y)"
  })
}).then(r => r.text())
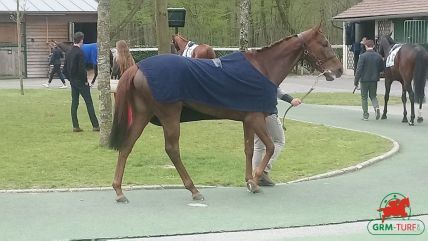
top-left (404, 20), bottom-right (428, 44)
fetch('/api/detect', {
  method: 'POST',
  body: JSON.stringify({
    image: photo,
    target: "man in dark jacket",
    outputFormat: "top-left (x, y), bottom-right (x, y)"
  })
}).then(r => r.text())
top-left (63, 32), bottom-right (99, 132)
top-left (354, 39), bottom-right (385, 120)
top-left (43, 43), bottom-right (67, 88)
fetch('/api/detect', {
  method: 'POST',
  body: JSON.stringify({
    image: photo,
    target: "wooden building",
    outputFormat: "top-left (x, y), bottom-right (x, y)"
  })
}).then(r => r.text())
top-left (0, 0), bottom-right (98, 78)
top-left (333, 0), bottom-right (428, 75)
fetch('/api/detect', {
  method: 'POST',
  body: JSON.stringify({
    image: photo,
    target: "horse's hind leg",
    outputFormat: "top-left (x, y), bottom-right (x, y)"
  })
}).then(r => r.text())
top-left (401, 85), bottom-right (409, 123)
top-left (407, 84), bottom-right (416, 126)
top-left (159, 104), bottom-right (203, 200)
top-left (113, 106), bottom-right (153, 203)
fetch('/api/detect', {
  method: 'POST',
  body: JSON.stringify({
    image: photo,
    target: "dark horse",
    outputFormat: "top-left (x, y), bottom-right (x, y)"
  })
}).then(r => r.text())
top-left (172, 34), bottom-right (216, 58)
top-left (53, 40), bottom-right (114, 78)
top-left (109, 25), bottom-right (343, 203)
top-left (377, 34), bottom-right (428, 125)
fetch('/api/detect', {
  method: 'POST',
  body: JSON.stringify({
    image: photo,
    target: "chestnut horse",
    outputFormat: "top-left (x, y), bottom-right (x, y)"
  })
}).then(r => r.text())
top-left (172, 34), bottom-right (216, 58)
top-left (109, 25), bottom-right (343, 203)
top-left (377, 34), bottom-right (428, 125)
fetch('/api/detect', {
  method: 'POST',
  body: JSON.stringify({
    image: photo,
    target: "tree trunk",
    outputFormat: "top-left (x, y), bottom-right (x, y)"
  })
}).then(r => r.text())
top-left (239, 0), bottom-right (250, 51)
top-left (155, 0), bottom-right (170, 54)
top-left (97, 0), bottom-right (112, 147)
top-left (260, 0), bottom-right (269, 45)
top-left (275, 0), bottom-right (296, 35)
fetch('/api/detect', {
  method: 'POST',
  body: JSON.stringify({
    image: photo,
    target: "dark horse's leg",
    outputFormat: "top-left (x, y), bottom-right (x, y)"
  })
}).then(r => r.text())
top-left (401, 84), bottom-right (409, 123)
top-left (382, 75), bottom-right (392, 120)
top-left (417, 102), bottom-right (424, 123)
top-left (157, 102), bottom-right (204, 200)
top-left (404, 81), bottom-right (416, 125)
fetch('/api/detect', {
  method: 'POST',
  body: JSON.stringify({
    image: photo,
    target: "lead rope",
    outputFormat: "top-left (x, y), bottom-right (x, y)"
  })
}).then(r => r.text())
top-left (281, 71), bottom-right (330, 131)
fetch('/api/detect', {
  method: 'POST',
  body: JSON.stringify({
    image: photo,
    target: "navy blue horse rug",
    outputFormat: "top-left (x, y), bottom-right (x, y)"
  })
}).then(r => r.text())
top-left (137, 52), bottom-right (277, 124)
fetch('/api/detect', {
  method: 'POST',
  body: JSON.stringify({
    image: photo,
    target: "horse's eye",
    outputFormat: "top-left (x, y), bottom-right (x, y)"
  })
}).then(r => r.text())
top-left (322, 41), bottom-right (329, 47)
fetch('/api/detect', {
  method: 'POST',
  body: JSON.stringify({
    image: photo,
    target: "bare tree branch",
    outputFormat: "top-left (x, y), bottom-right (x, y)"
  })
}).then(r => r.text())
top-left (111, 0), bottom-right (145, 39)
top-left (274, 0), bottom-right (296, 34)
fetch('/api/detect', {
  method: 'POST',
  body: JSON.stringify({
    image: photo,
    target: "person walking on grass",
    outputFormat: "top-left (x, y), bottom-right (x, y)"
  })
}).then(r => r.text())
top-left (62, 32), bottom-right (99, 132)
top-left (43, 43), bottom-right (67, 89)
top-left (354, 39), bottom-right (384, 121)
top-left (252, 88), bottom-right (301, 186)
top-left (111, 40), bottom-right (135, 79)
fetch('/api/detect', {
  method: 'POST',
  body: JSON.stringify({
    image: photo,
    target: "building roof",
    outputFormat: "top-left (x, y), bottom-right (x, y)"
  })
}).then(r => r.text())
top-left (333, 0), bottom-right (428, 21)
top-left (0, 0), bottom-right (97, 13)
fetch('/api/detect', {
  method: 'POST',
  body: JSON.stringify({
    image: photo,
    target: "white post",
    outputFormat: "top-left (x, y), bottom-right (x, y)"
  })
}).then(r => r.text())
top-left (342, 22), bottom-right (353, 75)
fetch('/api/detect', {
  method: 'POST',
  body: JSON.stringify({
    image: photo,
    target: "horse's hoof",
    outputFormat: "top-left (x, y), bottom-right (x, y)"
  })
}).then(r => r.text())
top-left (192, 193), bottom-right (204, 201)
top-left (408, 121), bottom-right (414, 126)
top-left (381, 115), bottom-right (387, 120)
top-left (116, 194), bottom-right (129, 203)
top-left (246, 180), bottom-right (260, 193)
top-left (402, 118), bottom-right (408, 123)
top-left (417, 117), bottom-right (423, 123)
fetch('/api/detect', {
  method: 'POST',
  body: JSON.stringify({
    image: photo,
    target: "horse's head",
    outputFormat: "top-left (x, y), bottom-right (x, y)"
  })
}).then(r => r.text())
top-left (378, 34), bottom-right (396, 58)
top-left (300, 25), bottom-right (343, 81)
top-left (51, 40), bottom-right (73, 52)
top-left (171, 34), bottom-right (188, 54)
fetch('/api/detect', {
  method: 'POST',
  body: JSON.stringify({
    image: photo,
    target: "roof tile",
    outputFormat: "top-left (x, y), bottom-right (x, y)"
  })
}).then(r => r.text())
top-left (334, 0), bottom-right (428, 20)
top-left (0, 0), bottom-right (97, 13)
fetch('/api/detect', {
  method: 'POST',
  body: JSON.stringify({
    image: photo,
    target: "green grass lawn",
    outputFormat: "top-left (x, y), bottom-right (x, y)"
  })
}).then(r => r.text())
top-left (295, 92), bottom-right (402, 106)
top-left (0, 89), bottom-right (393, 189)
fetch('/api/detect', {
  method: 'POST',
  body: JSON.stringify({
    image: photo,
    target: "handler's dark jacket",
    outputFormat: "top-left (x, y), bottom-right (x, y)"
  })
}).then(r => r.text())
top-left (49, 47), bottom-right (63, 65)
top-left (354, 49), bottom-right (384, 86)
top-left (63, 45), bottom-right (87, 86)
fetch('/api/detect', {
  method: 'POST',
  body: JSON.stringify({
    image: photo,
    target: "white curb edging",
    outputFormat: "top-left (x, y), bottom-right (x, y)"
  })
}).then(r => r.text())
top-left (281, 118), bottom-right (400, 185)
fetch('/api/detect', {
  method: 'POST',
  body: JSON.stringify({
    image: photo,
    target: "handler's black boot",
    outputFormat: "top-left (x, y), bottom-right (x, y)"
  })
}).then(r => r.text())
top-left (259, 171), bottom-right (275, 186)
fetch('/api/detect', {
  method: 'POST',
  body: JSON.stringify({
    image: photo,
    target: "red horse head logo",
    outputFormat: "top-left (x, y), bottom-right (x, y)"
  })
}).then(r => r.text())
top-left (377, 197), bottom-right (410, 223)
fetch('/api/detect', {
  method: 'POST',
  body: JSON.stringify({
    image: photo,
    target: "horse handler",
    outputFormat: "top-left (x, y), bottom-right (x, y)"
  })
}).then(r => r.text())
top-left (354, 39), bottom-right (384, 121)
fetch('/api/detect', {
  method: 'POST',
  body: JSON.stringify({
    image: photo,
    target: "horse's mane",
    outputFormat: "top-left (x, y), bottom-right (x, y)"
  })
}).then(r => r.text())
top-left (175, 34), bottom-right (188, 42)
top-left (255, 35), bottom-right (296, 53)
top-left (380, 34), bottom-right (396, 46)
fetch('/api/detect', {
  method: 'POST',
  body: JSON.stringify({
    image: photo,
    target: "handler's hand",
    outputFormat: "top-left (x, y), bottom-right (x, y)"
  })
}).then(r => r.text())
top-left (291, 98), bottom-right (302, 107)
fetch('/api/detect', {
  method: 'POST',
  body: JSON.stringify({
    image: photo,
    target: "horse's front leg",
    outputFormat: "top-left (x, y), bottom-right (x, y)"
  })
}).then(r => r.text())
top-left (244, 113), bottom-right (273, 192)
top-left (382, 78), bottom-right (391, 119)
top-left (160, 107), bottom-right (203, 201)
top-left (242, 121), bottom-right (257, 192)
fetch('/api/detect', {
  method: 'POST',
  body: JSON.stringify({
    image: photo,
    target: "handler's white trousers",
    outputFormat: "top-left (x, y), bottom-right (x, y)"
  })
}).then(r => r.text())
top-left (252, 114), bottom-right (285, 173)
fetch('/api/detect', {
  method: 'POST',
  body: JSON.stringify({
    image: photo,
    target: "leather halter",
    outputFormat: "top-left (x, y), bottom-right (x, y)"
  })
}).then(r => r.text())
top-left (172, 36), bottom-right (194, 53)
top-left (297, 33), bottom-right (336, 72)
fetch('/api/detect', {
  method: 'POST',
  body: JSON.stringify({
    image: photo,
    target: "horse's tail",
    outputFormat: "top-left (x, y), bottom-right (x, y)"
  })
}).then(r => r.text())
top-left (109, 64), bottom-right (138, 150)
top-left (413, 47), bottom-right (427, 104)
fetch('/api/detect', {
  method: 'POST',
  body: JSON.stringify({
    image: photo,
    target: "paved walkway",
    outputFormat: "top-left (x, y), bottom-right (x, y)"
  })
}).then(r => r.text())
top-left (1, 76), bottom-right (427, 241)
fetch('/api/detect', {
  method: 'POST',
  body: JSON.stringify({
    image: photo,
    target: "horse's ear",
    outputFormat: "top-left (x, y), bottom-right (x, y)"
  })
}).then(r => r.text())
top-left (314, 22), bottom-right (322, 32)
top-left (388, 32), bottom-right (393, 37)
